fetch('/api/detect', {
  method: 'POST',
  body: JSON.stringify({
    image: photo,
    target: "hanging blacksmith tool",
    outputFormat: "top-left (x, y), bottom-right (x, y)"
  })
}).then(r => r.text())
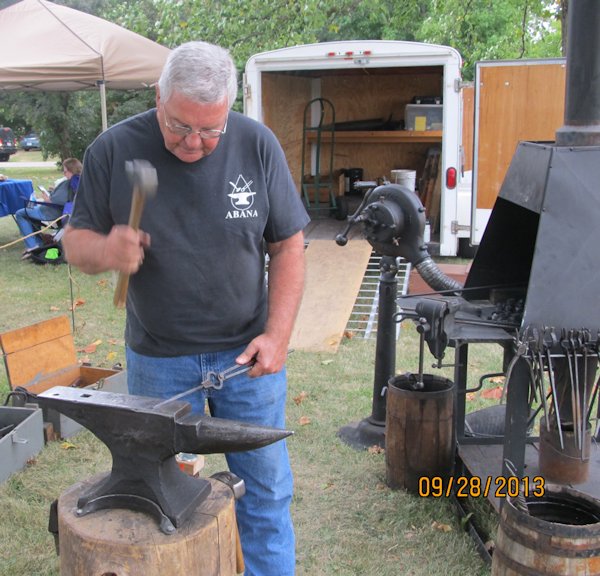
top-left (37, 386), bottom-right (292, 535)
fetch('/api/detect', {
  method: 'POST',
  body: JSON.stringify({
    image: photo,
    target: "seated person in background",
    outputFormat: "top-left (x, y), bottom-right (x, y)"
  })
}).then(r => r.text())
top-left (15, 157), bottom-right (82, 259)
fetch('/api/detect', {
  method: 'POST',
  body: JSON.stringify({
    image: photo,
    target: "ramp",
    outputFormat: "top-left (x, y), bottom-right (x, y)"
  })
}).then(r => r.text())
top-left (345, 253), bottom-right (411, 340)
top-left (290, 239), bottom-right (372, 353)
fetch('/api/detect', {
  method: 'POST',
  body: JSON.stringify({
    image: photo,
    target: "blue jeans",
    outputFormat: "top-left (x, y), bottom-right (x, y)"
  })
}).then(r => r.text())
top-left (126, 345), bottom-right (295, 576)
top-left (14, 206), bottom-right (45, 250)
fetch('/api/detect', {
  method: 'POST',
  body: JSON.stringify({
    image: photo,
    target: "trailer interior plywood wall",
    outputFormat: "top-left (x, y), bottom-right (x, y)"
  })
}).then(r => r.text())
top-left (261, 73), bottom-right (312, 190)
top-left (261, 67), bottom-right (444, 193)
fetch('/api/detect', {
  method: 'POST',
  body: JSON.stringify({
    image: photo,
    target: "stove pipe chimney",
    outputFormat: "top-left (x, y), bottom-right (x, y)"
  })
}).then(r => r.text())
top-left (555, 0), bottom-right (600, 146)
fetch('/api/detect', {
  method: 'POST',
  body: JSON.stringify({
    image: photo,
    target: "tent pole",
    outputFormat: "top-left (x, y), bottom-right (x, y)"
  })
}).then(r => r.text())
top-left (98, 80), bottom-right (108, 132)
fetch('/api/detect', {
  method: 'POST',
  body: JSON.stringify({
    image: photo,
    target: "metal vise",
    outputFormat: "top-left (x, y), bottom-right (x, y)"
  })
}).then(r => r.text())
top-left (38, 386), bottom-right (292, 534)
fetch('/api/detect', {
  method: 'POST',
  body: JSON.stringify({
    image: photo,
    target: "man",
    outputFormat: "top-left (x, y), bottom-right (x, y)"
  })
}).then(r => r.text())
top-left (63, 41), bottom-right (309, 576)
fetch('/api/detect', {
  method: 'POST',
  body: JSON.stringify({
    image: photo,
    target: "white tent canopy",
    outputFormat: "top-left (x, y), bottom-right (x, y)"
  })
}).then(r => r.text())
top-left (0, 0), bottom-right (171, 130)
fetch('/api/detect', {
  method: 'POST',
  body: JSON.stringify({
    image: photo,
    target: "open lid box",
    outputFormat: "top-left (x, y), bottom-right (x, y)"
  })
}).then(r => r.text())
top-left (0, 315), bottom-right (119, 395)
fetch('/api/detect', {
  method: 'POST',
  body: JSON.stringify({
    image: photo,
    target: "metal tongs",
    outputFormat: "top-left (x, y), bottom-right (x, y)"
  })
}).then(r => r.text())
top-left (154, 349), bottom-right (294, 408)
top-left (201, 361), bottom-right (256, 391)
top-left (154, 359), bottom-right (256, 408)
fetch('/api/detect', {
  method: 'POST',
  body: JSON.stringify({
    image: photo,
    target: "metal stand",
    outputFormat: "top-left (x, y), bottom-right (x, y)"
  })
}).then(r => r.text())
top-left (338, 256), bottom-right (398, 449)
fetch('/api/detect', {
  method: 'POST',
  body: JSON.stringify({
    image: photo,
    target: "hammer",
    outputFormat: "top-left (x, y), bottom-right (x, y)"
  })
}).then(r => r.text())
top-left (113, 160), bottom-right (158, 308)
top-left (211, 471), bottom-right (246, 575)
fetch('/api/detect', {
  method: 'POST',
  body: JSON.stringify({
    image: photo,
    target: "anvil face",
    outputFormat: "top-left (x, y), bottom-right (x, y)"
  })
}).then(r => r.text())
top-left (37, 386), bottom-right (293, 532)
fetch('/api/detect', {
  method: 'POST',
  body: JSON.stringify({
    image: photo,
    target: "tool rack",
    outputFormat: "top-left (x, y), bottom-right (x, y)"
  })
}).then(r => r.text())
top-left (452, 327), bottom-right (600, 513)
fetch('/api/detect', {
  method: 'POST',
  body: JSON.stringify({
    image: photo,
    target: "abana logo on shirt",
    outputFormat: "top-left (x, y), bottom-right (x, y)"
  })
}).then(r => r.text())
top-left (226, 174), bottom-right (258, 219)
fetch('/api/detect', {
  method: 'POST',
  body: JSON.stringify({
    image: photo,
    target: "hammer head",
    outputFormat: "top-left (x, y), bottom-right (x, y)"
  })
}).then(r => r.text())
top-left (211, 471), bottom-right (246, 499)
top-left (125, 159), bottom-right (158, 197)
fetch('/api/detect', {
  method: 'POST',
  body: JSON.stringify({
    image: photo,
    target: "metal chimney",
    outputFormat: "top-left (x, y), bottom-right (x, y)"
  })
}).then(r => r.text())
top-left (556, 0), bottom-right (600, 146)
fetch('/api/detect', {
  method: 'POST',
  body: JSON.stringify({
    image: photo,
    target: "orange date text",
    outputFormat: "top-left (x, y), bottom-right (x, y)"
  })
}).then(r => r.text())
top-left (418, 475), bottom-right (545, 498)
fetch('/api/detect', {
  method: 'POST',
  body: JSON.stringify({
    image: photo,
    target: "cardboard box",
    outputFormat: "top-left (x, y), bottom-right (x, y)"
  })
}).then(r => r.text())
top-left (0, 316), bottom-right (127, 438)
top-left (0, 406), bottom-right (44, 484)
top-left (176, 453), bottom-right (205, 477)
top-left (405, 104), bottom-right (443, 131)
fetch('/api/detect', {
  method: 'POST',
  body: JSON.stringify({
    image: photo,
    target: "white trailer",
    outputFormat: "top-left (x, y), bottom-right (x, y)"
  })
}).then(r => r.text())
top-left (244, 40), bottom-right (470, 256)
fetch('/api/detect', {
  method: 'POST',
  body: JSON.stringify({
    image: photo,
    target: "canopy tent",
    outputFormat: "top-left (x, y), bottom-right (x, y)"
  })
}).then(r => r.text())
top-left (0, 0), bottom-right (171, 130)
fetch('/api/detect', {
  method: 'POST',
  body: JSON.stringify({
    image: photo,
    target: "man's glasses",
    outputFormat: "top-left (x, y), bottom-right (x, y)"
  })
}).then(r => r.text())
top-left (163, 107), bottom-right (228, 139)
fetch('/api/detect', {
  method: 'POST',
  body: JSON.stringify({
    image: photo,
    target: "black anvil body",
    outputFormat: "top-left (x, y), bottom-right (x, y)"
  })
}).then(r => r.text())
top-left (38, 386), bottom-right (292, 533)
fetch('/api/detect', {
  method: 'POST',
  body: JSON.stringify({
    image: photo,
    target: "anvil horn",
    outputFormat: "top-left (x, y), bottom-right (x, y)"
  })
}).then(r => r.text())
top-left (175, 411), bottom-right (292, 454)
top-left (37, 386), bottom-right (293, 534)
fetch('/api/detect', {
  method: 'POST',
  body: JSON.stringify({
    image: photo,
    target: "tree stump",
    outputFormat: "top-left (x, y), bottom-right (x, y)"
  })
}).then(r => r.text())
top-left (57, 473), bottom-right (237, 576)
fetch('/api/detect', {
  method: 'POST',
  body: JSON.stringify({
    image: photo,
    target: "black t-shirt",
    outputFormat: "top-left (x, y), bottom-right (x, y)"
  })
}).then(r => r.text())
top-left (70, 109), bottom-right (309, 356)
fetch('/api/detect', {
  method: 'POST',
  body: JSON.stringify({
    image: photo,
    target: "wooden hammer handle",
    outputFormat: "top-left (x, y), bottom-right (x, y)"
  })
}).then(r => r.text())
top-left (113, 269), bottom-right (131, 309)
top-left (113, 188), bottom-right (146, 308)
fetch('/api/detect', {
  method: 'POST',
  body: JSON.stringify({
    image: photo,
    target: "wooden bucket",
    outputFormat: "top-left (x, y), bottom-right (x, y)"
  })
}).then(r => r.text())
top-left (385, 373), bottom-right (455, 493)
top-left (492, 485), bottom-right (600, 575)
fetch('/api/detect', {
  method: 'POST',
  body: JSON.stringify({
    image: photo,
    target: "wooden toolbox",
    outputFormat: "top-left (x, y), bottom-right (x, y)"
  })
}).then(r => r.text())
top-left (0, 315), bottom-right (127, 438)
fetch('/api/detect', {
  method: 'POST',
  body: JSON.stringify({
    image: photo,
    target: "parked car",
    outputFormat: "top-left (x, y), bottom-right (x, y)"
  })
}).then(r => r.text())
top-left (20, 132), bottom-right (41, 151)
top-left (0, 127), bottom-right (18, 161)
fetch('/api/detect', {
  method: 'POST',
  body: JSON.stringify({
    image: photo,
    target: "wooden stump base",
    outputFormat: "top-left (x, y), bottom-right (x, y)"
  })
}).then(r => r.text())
top-left (58, 473), bottom-right (237, 576)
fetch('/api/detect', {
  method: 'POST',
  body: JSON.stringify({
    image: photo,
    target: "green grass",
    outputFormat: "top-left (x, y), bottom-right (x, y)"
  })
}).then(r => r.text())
top-left (3, 149), bottom-right (60, 165)
top-left (0, 163), bottom-right (502, 575)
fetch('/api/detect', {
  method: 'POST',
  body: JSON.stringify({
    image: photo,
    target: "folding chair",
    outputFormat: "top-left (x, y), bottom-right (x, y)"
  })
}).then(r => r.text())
top-left (24, 198), bottom-right (69, 234)
top-left (24, 200), bottom-right (73, 265)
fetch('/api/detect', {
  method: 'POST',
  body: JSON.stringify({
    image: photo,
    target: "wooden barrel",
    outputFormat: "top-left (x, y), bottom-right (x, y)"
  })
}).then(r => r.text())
top-left (58, 473), bottom-right (237, 576)
top-left (492, 485), bottom-right (600, 575)
top-left (385, 373), bottom-right (455, 493)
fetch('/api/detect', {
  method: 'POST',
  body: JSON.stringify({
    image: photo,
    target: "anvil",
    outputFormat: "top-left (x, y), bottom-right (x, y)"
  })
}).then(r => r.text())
top-left (38, 386), bottom-right (292, 534)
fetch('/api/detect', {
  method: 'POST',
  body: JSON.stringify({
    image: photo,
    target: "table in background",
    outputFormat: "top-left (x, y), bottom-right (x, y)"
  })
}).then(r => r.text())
top-left (0, 179), bottom-right (34, 217)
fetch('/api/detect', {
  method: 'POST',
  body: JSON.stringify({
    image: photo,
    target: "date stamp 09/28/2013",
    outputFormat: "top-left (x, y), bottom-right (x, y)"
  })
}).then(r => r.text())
top-left (417, 475), bottom-right (546, 499)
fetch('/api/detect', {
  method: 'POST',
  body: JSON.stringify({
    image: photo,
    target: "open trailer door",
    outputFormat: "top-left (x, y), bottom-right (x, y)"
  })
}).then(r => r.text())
top-left (470, 58), bottom-right (566, 246)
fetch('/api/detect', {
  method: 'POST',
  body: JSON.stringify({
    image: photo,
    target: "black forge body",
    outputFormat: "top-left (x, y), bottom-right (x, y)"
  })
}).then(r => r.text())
top-left (38, 386), bottom-right (292, 533)
top-left (464, 142), bottom-right (600, 330)
top-left (453, 142), bottom-right (600, 479)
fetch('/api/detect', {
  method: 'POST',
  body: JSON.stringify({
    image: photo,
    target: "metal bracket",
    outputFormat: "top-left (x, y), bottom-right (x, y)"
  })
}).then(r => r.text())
top-left (451, 220), bottom-right (471, 234)
top-left (454, 78), bottom-right (473, 93)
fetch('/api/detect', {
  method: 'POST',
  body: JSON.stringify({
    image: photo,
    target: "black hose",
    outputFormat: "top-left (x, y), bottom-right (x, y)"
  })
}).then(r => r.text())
top-left (415, 256), bottom-right (463, 293)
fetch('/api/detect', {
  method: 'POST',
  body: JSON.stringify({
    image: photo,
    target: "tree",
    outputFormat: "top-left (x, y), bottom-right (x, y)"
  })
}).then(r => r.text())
top-left (106, 0), bottom-right (331, 65)
top-left (4, 91), bottom-right (99, 161)
top-left (0, 0), bottom-right (164, 160)
top-left (415, 0), bottom-right (562, 79)
top-left (0, 0), bottom-right (565, 156)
